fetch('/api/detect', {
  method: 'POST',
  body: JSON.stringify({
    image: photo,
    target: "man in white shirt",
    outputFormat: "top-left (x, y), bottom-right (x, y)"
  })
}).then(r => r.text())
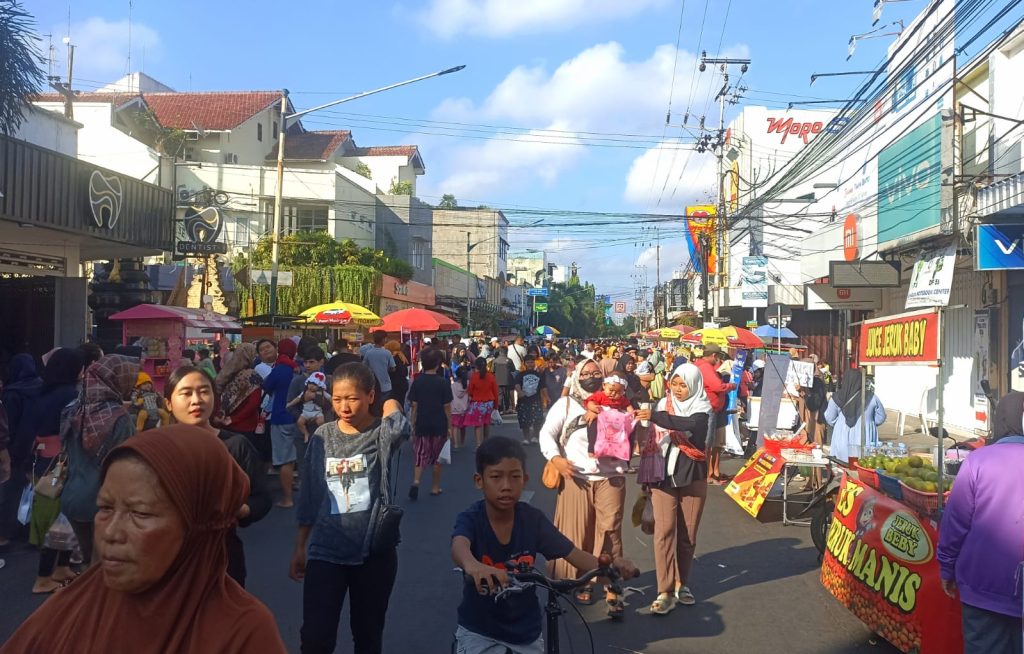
top-left (507, 336), bottom-right (527, 372)
top-left (581, 342), bottom-right (596, 360)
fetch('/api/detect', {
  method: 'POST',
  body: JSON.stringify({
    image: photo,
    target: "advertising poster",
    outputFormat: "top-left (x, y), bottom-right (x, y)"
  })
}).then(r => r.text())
top-left (741, 256), bottom-right (769, 308)
top-left (725, 449), bottom-right (784, 518)
top-left (905, 244), bottom-right (956, 309)
top-left (821, 475), bottom-right (963, 654)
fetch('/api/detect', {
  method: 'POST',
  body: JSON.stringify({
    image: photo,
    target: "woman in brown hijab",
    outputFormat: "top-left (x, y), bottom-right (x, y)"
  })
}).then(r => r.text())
top-left (2, 425), bottom-right (286, 654)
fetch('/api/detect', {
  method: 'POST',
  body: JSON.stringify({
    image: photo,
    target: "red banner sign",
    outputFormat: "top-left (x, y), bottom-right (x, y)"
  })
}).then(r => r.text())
top-left (857, 309), bottom-right (940, 365)
top-left (821, 475), bottom-right (962, 654)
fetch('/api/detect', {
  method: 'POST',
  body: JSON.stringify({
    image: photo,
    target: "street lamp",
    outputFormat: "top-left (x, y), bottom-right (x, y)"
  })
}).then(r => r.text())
top-left (465, 232), bottom-right (504, 335)
top-left (267, 65), bottom-right (466, 316)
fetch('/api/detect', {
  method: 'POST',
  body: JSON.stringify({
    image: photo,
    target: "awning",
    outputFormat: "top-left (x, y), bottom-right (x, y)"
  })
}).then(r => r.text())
top-left (109, 303), bottom-right (241, 330)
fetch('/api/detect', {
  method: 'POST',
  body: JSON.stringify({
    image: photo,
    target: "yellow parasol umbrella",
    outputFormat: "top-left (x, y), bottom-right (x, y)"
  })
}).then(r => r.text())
top-left (299, 302), bottom-right (383, 327)
top-left (647, 327), bottom-right (683, 340)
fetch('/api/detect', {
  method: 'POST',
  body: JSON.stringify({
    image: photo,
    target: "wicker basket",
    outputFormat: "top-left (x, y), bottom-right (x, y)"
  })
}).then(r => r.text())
top-left (899, 482), bottom-right (951, 517)
top-left (876, 472), bottom-right (904, 501)
top-left (854, 464), bottom-right (880, 490)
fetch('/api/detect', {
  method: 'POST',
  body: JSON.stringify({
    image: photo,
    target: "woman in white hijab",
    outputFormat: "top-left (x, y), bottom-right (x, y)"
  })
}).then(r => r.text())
top-left (646, 363), bottom-right (712, 615)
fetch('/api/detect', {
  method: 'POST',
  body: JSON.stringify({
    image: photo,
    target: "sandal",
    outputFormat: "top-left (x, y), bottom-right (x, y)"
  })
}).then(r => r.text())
top-left (676, 586), bottom-right (696, 605)
top-left (606, 596), bottom-right (625, 619)
top-left (575, 586), bottom-right (596, 605)
top-left (650, 592), bottom-right (678, 615)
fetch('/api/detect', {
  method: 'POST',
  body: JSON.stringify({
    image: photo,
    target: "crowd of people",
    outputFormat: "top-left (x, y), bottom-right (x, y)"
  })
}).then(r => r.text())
top-left (0, 331), bottom-right (1020, 653)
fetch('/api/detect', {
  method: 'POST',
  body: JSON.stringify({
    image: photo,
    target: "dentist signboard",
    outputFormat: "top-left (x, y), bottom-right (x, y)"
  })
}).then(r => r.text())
top-left (975, 223), bottom-right (1024, 270)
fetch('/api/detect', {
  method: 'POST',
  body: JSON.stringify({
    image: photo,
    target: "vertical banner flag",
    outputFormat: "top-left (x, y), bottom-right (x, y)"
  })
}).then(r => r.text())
top-left (685, 205), bottom-right (718, 275)
top-left (725, 349), bottom-right (749, 455)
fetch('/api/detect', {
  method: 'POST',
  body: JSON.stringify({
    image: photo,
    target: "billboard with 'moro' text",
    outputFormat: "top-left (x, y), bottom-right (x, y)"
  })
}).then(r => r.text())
top-left (858, 308), bottom-right (940, 366)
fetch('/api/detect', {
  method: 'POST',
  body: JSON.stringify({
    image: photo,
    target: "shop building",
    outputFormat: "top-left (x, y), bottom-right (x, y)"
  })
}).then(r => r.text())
top-left (0, 109), bottom-right (172, 358)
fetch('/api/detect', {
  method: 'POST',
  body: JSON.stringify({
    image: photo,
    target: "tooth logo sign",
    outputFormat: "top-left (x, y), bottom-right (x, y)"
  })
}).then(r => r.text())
top-left (88, 171), bottom-right (123, 229)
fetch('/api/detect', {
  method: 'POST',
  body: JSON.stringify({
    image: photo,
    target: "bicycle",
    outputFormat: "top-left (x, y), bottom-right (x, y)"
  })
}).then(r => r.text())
top-left (454, 554), bottom-right (631, 654)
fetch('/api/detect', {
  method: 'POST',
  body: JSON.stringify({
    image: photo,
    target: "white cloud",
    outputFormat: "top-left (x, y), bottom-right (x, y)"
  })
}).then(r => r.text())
top-left (430, 41), bottom-right (747, 199)
top-left (624, 140), bottom-right (718, 208)
top-left (56, 17), bottom-right (162, 84)
top-left (419, 0), bottom-right (669, 39)
top-left (433, 121), bottom-right (586, 198)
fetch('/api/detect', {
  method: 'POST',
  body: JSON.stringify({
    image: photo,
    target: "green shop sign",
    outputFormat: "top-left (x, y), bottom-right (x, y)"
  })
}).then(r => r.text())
top-left (877, 113), bottom-right (943, 248)
top-left (534, 302), bottom-right (548, 312)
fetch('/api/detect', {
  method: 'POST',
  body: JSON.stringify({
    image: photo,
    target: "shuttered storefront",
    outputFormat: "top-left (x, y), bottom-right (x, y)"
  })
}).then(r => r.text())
top-left (872, 261), bottom-right (984, 434)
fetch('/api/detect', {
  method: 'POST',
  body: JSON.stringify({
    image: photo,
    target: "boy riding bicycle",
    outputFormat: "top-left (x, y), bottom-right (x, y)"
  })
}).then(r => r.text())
top-left (451, 437), bottom-right (637, 654)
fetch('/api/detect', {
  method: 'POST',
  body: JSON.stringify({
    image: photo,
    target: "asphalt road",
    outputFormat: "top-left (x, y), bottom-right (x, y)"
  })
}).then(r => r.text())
top-left (0, 419), bottom-right (900, 653)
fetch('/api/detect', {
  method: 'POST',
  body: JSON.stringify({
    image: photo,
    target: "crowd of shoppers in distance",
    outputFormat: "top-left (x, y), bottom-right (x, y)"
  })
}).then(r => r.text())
top-left (5, 331), bottom-right (1013, 654)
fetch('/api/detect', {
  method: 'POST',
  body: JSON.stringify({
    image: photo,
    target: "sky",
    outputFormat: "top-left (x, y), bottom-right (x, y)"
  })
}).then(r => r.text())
top-left (25, 0), bottom-right (940, 307)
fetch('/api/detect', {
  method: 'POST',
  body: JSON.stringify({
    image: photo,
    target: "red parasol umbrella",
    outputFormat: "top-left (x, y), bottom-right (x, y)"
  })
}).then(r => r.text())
top-left (370, 308), bottom-right (461, 333)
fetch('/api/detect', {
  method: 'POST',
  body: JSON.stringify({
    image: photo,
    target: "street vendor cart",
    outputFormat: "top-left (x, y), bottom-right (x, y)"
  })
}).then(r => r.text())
top-left (109, 304), bottom-right (241, 392)
top-left (818, 307), bottom-right (965, 654)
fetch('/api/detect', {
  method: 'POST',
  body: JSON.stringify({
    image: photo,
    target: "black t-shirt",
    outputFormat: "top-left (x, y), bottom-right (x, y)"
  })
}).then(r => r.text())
top-left (406, 372), bottom-right (454, 436)
top-left (514, 370), bottom-right (543, 406)
top-left (452, 500), bottom-right (574, 645)
top-left (541, 366), bottom-right (566, 401)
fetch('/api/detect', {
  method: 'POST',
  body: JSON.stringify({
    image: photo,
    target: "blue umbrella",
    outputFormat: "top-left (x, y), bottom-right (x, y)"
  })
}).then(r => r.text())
top-left (753, 324), bottom-right (798, 339)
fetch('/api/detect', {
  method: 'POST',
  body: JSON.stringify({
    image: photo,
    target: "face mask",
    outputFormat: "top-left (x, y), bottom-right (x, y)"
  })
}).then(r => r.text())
top-left (580, 377), bottom-right (603, 393)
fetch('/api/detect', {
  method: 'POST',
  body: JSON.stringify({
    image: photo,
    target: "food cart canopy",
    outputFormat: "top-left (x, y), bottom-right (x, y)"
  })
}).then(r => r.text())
top-left (109, 304), bottom-right (241, 331)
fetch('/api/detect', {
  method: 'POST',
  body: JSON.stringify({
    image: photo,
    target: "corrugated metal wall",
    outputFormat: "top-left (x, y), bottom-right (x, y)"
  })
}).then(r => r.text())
top-left (873, 262), bottom-right (984, 433)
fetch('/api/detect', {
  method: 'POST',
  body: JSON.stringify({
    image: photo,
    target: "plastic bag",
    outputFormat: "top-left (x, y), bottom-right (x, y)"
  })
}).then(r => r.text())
top-left (44, 514), bottom-right (76, 551)
top-left (593, 411), bottom-right (632, 461)
top-left (17, 484), bottom-right (33, 525)
top-left (641, 494), bottom-right (655, 535)
top-left (490, 409), bottom-right (503, 426)
top-left (437, 439), bottom-right (452, 465)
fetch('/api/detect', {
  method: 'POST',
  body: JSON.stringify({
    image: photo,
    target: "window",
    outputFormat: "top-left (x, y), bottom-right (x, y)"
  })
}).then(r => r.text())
top-left (257, 123), bottom-right (263, 142)
top-left (411, 237), bottom-right (428, 269)
top-left (267, 203), bottom-right (330, 234)
top-left (498, 238), bottom-right (509, 261)
top-left (273, 121), bottom-right (279, 140)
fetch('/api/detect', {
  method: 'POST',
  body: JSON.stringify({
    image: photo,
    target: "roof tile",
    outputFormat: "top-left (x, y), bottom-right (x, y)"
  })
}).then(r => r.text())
top-left (32, 90), bottom-right (281, 131)
top-left (273, 130), bottom-right (352, 160)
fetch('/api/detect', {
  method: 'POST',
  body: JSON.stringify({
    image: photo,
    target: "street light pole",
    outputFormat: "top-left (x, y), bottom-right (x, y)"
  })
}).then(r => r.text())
top-left (267, 65), bottom-right (466, 317)
top-left (466, 231), bottom-right (472, 335)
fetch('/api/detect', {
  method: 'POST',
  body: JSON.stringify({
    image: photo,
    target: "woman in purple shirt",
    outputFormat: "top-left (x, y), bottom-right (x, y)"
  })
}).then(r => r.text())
top-left (937, 391), bottom-right (1024, 654)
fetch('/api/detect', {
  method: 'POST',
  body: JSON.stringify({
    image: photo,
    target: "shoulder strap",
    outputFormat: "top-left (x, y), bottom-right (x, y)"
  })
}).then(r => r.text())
top-left (376, 418), bottom-right (400, 503)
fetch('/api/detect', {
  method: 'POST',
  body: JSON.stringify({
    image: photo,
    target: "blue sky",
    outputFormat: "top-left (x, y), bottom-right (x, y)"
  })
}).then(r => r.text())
top-left (26, 0), bottom-right (937, 304)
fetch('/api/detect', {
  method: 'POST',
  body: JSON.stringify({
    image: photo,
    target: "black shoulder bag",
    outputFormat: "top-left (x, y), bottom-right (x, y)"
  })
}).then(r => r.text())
top-left (369, 430), bottom-right (403, 555)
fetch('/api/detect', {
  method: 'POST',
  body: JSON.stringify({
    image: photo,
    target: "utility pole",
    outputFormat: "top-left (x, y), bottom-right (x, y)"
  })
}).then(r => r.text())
top-left (699, 52), bottom-right (750, 324)
top-left (655, 227), bottom-right (661, 329)
top-left (48, 38), bottom-right (76, 120)
top-left (268, 90), bottom-right (290, 318)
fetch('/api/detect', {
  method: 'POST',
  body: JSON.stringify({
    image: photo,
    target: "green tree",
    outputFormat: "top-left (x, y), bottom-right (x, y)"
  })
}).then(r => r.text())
top-left (438, 193), bottom-right (458, 209)
top-left (248, 231), bottom-right (413, 280)
top-left (388, 178), bottom-right (414, 195)
top-left (0, 1), bottom-right (43, 135)
top-left (355, 162), bottom-right (372, 179)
